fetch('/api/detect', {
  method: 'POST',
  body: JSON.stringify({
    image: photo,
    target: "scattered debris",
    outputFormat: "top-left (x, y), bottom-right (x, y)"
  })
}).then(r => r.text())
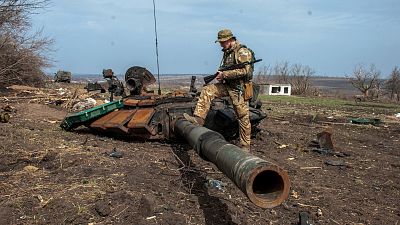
top-left (348, 117), bottom-right (381, 126)
top-left (325, 159), bottom-right (347, 167)
top-left (37, 195), bottom-right (53, 208)
top-left (6, 85), bottom-right (39, 91)
top-left (316, 208), bottom-right (323, 217)
top-left (43, 119), bottom-right (58, 124)
top-left (72, 97), bottom-right (97, 111)
top-left (23, 165), bottom-right (39, 173)
top-left (139, 195), bottom-right (156, 217)
top-left (316, 130), bottom-right (334, 151)
top-left (0, 112), bottom-right (10, 123)
top-left (311, 148), bottom-right (350, 157)
top-left (300, 166), bottom-right (322, 170)
top-left (48, 99), bottom-right (65, 106)
top-left (2, 105), bottom-right (14, 112)
top-left (395, 113), bottom-right (400, 118)
top-left (109, 148), bottom-right (124, 158)
top-left (298, 211), bottom-right (313, 225)
top-left (291, 190), bottom-right (299, 199)
top-left (204, 178), bottom-right (225, 192)
top-left (94, 200), bottom-right (111, 217)
top-left (278, 144), bottom-right (289, 149)
top-left (309, 129), bottom-right (350, 157)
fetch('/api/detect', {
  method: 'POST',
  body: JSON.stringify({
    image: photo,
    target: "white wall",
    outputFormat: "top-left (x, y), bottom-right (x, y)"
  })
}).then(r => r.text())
top-left (265, 84), bottom-right (291, 96)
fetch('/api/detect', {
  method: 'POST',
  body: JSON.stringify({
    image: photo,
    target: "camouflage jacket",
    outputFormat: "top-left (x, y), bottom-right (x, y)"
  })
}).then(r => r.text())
top-left (220, 41), bottom-right (254, 88)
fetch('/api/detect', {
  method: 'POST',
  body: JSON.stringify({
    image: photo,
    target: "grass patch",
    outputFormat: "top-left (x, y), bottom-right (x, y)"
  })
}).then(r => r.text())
top-left (259, 95), bottom-right (400, 112)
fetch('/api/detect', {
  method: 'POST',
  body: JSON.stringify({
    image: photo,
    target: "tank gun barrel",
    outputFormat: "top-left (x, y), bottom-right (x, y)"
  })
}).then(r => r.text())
top-left (174, 118), bottom-right (290, 208)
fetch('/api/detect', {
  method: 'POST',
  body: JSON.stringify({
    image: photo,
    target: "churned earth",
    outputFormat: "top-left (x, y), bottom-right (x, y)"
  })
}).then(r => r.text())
top-left (0, 84), bottom-right (399, 225)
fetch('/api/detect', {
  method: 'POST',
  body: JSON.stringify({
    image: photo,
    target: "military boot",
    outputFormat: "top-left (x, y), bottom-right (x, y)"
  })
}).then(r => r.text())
top-left (183, 113), bottom-right (204, 126)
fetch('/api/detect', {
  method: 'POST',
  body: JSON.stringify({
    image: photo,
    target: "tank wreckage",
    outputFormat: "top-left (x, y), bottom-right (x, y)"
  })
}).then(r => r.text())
top-left (61, 66), bottom-right (290, 208)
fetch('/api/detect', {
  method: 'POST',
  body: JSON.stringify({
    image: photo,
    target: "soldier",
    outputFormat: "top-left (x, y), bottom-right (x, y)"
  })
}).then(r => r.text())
top-left (184, 29), bottom-right (255, 151)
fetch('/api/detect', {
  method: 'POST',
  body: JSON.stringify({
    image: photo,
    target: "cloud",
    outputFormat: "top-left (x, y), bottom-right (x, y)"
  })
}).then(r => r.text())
top-left (32, 0), bottom-right (400, 75)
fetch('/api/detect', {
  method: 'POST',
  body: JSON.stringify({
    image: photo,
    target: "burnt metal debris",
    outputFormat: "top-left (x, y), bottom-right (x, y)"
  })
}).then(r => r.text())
top-left (85, 69), bottom-right (126, 101)
top-left (54, 70), bottom-right (72, 83)
top-left (0, 112), bottom-right (10, 123)
top-left (61, 65), bottom-right (290, 208)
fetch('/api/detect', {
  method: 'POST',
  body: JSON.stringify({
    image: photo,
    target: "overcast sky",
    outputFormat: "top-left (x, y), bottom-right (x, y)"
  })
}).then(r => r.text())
top-left (32, 0), bottom-right (400, 77)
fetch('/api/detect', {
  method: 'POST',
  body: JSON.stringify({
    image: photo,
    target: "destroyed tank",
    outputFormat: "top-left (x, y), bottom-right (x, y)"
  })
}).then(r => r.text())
top-left (54, 70), bottom-right (72, 83)
top-left (61, 66), bottom-right (266, 140)
top-left (60, 66), bottom-right (290, 208)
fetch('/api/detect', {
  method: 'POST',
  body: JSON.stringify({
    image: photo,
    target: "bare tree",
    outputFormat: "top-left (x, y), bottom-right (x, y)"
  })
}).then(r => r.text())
top-left (0, 0), bottom-right (52, 88)
top-left (258, 61), bottom-right (317, 95)
top-left (254, 65), bottom-right (271, 83)
top-left (385, 66), bottom-right (400, 101)
top-left (348, 64), bottom-right (381, 99)
top-left (289, 64), bottom-right (314, 95)
top-left (274, 61), bottom-right (290, 84)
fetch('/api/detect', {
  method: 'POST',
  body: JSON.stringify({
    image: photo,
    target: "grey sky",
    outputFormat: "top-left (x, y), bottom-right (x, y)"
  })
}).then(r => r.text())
top-left (33, 0), bottom-right (400, 76)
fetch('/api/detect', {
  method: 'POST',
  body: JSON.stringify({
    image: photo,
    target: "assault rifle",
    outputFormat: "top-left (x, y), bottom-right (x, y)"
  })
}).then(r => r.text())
top-left (203, 59), bottom-right (262, 84)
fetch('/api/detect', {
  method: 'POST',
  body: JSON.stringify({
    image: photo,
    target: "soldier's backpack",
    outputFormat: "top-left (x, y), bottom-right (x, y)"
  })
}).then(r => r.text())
top-left (236, 44), bottom-right (256, 81)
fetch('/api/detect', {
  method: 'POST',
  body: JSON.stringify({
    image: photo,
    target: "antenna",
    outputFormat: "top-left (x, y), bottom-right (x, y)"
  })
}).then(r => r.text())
top-left (152, 0), bottom-right (161, 95)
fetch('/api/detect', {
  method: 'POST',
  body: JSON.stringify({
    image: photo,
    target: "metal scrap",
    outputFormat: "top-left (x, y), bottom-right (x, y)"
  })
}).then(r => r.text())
top-left (348, 117), bottom-right (381, 126)
top-left (0, 112), bottom-right (10, 123)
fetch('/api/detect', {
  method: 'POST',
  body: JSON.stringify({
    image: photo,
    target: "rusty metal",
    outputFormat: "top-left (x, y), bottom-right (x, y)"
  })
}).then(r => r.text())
top-left (317, 130), bottom-right (334, 151)
top-left (60, 65), bottom-right (283, 208)
top-left (127, 108), bottom-right (155, 128)
top-left (174, 118), bottom-right (290, 208)
top-left (91, 111), bottom-right (122, 130)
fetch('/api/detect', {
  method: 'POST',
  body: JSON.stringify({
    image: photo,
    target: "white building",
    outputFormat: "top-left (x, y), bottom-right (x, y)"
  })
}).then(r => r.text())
top-left (263, 84), bottom-right (292, 96)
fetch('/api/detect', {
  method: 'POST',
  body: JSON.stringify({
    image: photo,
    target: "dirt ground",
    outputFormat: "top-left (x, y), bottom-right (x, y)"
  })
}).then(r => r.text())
top-left (0, 84), bottom-right (399, 225)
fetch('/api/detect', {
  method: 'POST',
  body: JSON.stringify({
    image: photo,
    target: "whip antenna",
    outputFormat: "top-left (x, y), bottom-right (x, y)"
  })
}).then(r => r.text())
top-left (152, 0), bottom-right (161, 95)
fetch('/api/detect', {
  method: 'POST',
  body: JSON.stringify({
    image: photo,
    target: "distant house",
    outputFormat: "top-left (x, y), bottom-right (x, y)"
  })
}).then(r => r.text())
top-left (263, 84), bottom-right (291, 96)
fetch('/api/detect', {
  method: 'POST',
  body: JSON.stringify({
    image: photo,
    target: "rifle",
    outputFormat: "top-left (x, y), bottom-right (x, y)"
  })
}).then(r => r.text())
top-left (203, 59), bottom-right (262, 84)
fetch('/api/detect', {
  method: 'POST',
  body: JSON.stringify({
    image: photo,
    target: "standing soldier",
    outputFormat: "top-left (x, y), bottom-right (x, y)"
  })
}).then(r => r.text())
top-left (184, 29), bottom-right (256, 151)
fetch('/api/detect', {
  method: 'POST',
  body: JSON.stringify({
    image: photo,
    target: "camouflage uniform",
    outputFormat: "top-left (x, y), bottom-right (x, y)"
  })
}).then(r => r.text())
top-left (194, 30), bottom-right (254, 149)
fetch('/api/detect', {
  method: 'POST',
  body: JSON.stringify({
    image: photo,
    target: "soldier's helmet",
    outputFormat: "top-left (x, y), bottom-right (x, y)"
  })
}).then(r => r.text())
top-left (215, 29), bottom-right (236, 43)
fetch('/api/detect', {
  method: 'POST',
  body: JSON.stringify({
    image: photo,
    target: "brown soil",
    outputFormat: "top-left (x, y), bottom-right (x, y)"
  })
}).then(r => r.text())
top-left (0, 86), bottom-right (399, 225)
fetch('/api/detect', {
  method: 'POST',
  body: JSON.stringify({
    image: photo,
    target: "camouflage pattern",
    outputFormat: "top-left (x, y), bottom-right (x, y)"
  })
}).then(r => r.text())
top-left (194, 83), bottom-right (251, 149)
top-left (215, 29), bottom-right (235, 43)
top-left (220, 41), bottom-right (253, 88)
top-left (194, 34), bottom-right (255, 149)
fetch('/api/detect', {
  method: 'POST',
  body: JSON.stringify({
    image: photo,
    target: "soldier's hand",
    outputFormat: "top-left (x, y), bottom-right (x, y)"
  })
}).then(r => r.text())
top-left (216, 71), bottom-right (224, 82)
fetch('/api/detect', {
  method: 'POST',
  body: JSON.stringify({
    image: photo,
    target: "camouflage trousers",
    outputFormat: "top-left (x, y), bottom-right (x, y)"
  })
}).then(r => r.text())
top-left (194, 83), bottom-right (251, 148)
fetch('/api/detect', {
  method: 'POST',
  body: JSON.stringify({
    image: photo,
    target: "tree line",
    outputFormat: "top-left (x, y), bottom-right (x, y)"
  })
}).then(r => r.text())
top-left (348, 64), bottom-right (400, 102)
top-left (0, 0), bottom-right (52, 88)
top-left (254, 62), bottom-right (318, 96)
top-left (255, 62), bottom-right (400, 102)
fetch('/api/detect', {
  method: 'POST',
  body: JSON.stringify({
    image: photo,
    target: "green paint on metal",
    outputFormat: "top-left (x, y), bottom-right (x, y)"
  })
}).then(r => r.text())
top-left (348, 117), bottom-right (381, 126)
top-left (60, 100), bottom-right (124, 131)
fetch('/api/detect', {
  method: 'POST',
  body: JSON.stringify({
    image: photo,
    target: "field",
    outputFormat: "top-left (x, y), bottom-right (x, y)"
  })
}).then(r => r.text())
top-left (0, 81), bottom-right (399, 225)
